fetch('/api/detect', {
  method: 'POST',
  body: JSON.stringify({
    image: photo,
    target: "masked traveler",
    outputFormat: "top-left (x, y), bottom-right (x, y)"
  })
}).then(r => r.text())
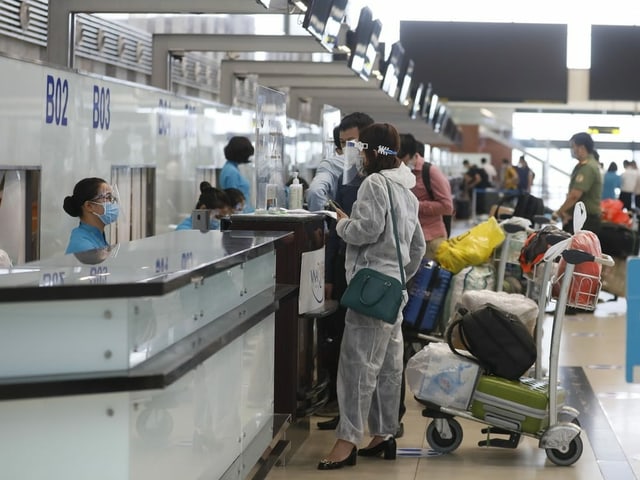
top-left (307, 113), bottom-right (375, 212)
top-left (318, 123), bottom-right (425, 470)
top-left (314, 112), bottom-right (375, 432)
top-left (63, 177), bottom-right (118, 254)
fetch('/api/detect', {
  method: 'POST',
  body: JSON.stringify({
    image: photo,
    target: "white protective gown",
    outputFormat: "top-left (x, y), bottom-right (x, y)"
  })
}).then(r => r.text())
top-left (335, 163), bottom-right (425, 444)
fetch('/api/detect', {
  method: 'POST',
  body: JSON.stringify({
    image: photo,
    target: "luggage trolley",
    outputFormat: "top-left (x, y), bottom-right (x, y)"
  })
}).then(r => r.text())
top-left (420, 246), bottom-right (614, 466)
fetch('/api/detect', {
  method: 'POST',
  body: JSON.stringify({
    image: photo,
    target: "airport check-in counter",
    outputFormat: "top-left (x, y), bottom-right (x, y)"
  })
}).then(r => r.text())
top-left (0, 229), bottom-right (294, 480)
top-left (223, 212), bottom-right (328, 454)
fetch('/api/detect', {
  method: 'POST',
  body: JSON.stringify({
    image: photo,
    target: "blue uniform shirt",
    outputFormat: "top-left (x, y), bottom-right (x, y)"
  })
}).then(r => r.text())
top-left (65, 222), bottom-right (108, 254)
top-left (175, 216), bottom-right (220, 231)
top-left (219, 161), bottom-right (254, 212)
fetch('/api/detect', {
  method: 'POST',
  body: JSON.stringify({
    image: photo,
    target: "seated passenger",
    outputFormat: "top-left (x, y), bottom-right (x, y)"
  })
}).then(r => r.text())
top-left (63, 177), bottom-right (118, 254)
top-left (176, 182), bottom-right (231, 231)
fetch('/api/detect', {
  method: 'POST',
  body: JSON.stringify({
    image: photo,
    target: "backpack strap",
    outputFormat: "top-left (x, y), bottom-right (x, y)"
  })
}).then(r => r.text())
top-left (421, 161), bottom-right (434, 199)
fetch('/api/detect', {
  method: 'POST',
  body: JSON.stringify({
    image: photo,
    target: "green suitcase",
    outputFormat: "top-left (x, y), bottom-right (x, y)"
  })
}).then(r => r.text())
top-left (470, 375), bottom-right (565, 434)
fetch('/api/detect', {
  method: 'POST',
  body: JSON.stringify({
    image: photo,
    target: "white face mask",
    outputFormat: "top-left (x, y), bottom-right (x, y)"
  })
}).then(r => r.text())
top-left (407, 157), bottom-right (417, 170)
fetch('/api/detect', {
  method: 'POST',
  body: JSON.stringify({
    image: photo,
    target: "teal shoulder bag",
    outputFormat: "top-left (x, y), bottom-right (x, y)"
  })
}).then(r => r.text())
top-left (340, 177), bottom-right (406, 324)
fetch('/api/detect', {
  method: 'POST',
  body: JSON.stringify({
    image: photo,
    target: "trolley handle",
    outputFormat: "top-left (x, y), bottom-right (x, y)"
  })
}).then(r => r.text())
top-left (561, 249), bottom-right (615, 267)
top-left (502, 223), bottom-right (526, 234)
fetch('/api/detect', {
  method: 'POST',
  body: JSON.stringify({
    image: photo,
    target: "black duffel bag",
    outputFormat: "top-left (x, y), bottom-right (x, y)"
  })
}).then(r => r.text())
top-left (598, 222), bottom-right (639, 258)
top-left (447, 304), bottom-right (537, 380)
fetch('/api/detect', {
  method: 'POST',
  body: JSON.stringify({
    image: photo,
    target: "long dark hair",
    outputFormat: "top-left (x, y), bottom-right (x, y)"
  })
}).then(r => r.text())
top-left (63, 177), bottom-right (107, 217)
top-left (359, 123), bottom-right (401, 175)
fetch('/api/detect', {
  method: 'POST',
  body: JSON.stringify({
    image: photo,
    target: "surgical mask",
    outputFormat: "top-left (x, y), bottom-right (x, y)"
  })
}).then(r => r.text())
top-left (407, 157), bottom-right (417, 170)
top-left (91, 201), bottom-right (119, 225)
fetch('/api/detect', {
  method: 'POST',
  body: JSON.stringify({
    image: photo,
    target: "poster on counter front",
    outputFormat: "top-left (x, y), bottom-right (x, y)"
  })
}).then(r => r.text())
top-left (299, 247), bottom-right (325, 314)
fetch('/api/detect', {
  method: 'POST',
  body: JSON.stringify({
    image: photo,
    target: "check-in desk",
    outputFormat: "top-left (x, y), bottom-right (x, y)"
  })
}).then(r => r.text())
top-left (0, 230), bottom-right (293, 480)
top-left (223, 213), bottom-right (328, 454)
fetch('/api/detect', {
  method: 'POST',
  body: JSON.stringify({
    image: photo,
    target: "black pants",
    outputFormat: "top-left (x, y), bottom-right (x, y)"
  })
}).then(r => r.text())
top-left (563, 214), bottom-right (601, 235)
top-left (317, 253), bottom-right (347, 403)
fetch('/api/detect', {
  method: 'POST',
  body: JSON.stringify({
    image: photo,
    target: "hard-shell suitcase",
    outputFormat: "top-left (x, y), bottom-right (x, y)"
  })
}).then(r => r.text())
top-left (403, 259), bottom-right (453, 334)
top-left (470, 375), bottom-right (565, 434)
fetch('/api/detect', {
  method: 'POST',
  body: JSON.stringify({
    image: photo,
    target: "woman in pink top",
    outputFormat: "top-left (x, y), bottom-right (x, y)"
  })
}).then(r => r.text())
top-left (398, 135), bottom-right (453, 259)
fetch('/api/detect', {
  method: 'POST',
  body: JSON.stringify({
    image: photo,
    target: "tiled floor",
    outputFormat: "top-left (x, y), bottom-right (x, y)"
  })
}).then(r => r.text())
top-left (268, 293), bottom-right (640, 480)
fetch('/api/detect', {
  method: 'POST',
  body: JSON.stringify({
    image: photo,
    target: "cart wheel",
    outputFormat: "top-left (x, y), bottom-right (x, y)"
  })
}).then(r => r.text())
top-left (426, 418), bottom-right (463, 453)
top-left (545, 435), bottom-right (583, 466)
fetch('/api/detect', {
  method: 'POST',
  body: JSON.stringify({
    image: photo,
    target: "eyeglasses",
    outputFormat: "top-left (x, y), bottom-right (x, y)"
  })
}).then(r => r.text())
top-left (92, 192), bottom-right (117, 203)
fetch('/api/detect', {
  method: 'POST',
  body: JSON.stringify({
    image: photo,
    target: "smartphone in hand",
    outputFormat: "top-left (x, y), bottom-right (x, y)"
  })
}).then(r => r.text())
top-left (326, 199), bottom-right (342, 212)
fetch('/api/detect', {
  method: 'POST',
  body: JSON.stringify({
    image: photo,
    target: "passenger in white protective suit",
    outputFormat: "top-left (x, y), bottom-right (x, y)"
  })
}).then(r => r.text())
top-left (318, 123), bottom-right (425, 470)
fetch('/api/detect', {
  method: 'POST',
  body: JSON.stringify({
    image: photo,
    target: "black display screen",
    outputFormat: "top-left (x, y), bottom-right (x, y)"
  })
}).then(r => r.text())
top-left (400, 21), bottom-right (568, 103)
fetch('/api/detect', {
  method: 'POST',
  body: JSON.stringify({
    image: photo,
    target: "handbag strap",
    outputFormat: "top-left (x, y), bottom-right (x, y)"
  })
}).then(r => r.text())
top-left (383, 176), bottom-right (406, 288)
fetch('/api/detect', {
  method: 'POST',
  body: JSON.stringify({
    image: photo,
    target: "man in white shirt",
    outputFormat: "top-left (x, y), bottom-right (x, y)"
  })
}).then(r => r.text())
top-left (619, 160), bottom-right (638, 210)
top-left (480, 157), bottom-right (497, 186)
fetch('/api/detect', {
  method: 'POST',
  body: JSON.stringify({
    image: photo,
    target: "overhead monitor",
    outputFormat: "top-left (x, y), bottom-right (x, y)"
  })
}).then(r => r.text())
top-left (256, 0), bottom-right (271, 8)
top-left (427, 92), bottom-right (439, 126)
top-left (363, 20), bottom-right (382, 79)
top-left (321, 0), bottom-right (348, 52)
top-left (347, 7), bottom-right (373, 79)
top-left (397, 58), bottom-right (415, 106)
top-left (420, 82), bottom-right (433, 119)
top-left (409, 82), bottom-right (424, 120)
top-left (433, 104), bottom-right (448, 133)
top-left (302, 0), bottom-right (334, 47)
top-left (380, 41), bottom-right (405, 99)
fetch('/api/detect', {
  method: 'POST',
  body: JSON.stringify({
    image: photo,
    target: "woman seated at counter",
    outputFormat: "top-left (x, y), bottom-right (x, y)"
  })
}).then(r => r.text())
top-left (63, 177), bottom-right (118, 254)
top-left (224, 187), bottom-right (246, 214)
top-left (176, 182), bottom-right (232, 231)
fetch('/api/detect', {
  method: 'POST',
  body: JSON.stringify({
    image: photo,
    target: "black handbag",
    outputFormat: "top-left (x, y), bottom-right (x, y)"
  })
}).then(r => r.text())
top-left (340, 177), bottom-right (406, 324)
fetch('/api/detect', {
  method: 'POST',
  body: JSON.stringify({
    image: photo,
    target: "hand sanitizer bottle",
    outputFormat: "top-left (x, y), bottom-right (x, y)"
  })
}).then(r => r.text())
top-left (288, 172), bottom-right (303, 210)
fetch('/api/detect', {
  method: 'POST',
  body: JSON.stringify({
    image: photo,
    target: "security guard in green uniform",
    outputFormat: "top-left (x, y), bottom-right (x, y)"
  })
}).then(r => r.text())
top-left (552, 132), bottom-right (602, 234)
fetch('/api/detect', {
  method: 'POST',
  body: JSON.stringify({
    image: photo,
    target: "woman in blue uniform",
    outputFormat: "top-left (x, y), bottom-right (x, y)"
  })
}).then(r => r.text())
top-left (175, 182), bottom-right (231, 231)
top-left (63, 177), bottom-right (118, 254)
top-left (219, 136), bottom-right (254, 212)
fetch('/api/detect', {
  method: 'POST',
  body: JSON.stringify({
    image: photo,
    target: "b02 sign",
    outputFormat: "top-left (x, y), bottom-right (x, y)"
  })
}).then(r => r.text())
top-left (45, 74), bottom-right (69, 126)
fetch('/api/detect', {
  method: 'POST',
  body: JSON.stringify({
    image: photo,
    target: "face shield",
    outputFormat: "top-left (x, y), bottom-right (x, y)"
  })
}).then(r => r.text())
top-left (342, 140), bottom-right (368, 185)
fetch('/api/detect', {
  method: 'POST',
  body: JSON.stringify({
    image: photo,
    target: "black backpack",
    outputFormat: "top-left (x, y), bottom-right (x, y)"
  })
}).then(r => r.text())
top-left (421, 162), bottom-right (452, 238)
top-left (447, 304), bottom-right (537, 380)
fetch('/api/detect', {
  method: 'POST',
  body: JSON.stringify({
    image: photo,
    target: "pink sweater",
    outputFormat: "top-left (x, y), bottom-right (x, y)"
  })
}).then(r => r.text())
top-left (411, 157), bottom-right (454, 241)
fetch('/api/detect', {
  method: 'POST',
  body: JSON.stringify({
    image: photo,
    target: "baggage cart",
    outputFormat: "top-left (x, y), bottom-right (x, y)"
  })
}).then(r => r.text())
top-left (419, 244), bottom-right (614, 466)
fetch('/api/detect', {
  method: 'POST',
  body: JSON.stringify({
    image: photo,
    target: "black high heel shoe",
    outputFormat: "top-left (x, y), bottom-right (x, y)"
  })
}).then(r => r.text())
top-left (317, 447), bottom-right (357, 470)
top-left (357, 437), bottom-right (397, 460)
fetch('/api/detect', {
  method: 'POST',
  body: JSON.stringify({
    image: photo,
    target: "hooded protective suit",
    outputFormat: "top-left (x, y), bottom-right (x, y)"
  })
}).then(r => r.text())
top-left (335, 162), bottom-right (425, 445)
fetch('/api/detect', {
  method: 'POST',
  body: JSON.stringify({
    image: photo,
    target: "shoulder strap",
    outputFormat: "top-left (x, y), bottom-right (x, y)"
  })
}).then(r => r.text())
top-left (383, 176), bottom-right (406, 288)
top-left (421, 161), bottom-right (434, 199)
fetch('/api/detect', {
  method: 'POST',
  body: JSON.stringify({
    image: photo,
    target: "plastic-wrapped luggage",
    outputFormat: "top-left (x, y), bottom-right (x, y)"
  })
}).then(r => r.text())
top-left (406, 342), bottom-right (481, 410)
top-left (403, 259), bottom-right (452, 335)
top-left (551, 230), bottom-right (602, 309)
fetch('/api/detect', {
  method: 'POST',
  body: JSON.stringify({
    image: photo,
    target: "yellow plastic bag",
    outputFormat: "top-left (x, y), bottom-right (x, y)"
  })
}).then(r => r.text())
top-left (435, 217), bottom-right (505, 274)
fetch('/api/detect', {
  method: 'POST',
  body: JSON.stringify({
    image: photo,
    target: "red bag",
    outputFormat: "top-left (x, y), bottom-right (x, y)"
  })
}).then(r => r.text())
top-left (551, 231), bottom-right (602, 309)
top-left (601, 199), bottom-right (632, 227)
